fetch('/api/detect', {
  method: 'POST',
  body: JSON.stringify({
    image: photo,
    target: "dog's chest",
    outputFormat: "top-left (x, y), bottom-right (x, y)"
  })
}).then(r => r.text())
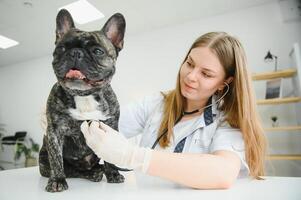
top-left (68, 95), bottom-right (109, 121)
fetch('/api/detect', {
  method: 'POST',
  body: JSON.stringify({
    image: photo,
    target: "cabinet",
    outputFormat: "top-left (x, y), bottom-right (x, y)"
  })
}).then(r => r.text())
top-left (252, 43), bottom-right (301, 162)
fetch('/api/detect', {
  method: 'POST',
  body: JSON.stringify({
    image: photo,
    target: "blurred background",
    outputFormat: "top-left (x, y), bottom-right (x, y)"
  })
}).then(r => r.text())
top-left (0, 0), bottom-right (300, 176)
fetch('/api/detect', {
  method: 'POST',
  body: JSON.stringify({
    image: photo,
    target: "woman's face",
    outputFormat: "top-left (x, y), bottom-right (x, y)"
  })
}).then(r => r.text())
top-left (180, 46), bottom-right (227, 103)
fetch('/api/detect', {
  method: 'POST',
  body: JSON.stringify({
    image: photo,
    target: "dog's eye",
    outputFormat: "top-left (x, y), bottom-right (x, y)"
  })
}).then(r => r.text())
top-left (56, 46), bottom-right (66, 53)
top-left (93, 48), bottom-right (104, 56)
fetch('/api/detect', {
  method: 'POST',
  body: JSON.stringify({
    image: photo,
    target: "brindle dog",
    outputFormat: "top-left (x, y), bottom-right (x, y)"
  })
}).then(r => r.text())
top-left (39, 9), bottom-right (126, 192)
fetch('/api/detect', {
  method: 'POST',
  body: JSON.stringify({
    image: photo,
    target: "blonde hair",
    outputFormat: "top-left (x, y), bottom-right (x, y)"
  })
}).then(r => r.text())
top-left (158, 32), bottom-right (267, 179)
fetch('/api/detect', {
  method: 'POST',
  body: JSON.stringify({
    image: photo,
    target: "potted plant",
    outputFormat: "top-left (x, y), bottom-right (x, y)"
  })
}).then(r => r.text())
top-left (271, 115), bottom-right (279, 127)
top-left (14, 138), bottom-right (40, 167)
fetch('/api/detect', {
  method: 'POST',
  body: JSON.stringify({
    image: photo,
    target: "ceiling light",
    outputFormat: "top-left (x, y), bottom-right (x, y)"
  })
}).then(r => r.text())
top-left (0, 35), bottom-right (19, 49)
top-left (59, 0), bottom-right (104, 24)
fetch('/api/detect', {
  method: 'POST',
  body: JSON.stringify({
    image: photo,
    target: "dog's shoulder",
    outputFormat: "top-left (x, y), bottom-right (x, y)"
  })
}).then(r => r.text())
top-left (47, 82), bottom-right (75, 109)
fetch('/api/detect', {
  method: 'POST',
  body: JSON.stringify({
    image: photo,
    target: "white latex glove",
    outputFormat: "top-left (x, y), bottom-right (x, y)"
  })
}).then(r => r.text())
top-left (80, 121), bottom-right (153, 173)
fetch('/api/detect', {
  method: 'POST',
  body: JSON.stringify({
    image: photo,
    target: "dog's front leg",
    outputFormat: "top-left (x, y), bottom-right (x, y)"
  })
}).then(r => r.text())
top-left (45, 125), bottom-right (68, 192)
top-left (102, 117), bottom-right (125, 183)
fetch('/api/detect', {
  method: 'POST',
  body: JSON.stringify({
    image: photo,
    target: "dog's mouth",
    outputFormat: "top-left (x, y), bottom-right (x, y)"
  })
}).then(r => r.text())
top-left (64, 69), bottom-right (104, 86)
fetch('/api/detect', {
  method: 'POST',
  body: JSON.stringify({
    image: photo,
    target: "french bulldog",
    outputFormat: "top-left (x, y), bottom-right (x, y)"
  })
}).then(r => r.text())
top-left (39, 9), bottom-right (126, 192)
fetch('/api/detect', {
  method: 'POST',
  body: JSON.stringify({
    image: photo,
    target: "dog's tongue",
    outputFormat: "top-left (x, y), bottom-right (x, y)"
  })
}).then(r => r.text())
top-left (65, 69), bottom-right (85, 79)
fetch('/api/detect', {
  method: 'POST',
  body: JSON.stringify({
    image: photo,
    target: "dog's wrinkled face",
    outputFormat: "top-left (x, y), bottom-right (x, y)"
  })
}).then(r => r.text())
top-left (52, 9), bottom-right (125, 95)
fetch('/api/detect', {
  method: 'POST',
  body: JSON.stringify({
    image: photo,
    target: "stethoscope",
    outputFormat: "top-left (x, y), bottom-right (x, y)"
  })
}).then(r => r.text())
top-left (151, 82), bottom-right (230, 149)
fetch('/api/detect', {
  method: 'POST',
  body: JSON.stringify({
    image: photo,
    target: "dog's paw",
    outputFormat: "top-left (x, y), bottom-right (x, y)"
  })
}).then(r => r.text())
top-left (45, 178), bottom-right (68, 192)
top-left (85, 170), bottom-right (104, 182)
top-left (105, 171), bottom-right (125, 183)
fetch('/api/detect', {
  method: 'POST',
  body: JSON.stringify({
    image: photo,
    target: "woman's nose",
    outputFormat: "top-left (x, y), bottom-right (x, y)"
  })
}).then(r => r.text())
top-left (187, 68), bottom-right (199, 81)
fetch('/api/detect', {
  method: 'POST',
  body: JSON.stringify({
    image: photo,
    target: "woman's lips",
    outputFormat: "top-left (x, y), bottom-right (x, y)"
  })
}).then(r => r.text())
top-left (184, 83), bottom-right (196, 90)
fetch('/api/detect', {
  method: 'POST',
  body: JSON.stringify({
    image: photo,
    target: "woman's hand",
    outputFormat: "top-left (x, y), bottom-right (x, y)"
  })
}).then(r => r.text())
top-left (80, 121), bottom-right (152, 172)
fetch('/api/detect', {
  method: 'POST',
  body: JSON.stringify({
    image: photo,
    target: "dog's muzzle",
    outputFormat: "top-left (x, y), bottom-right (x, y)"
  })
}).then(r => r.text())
top-left (64, 69), bottom-right (106, 87)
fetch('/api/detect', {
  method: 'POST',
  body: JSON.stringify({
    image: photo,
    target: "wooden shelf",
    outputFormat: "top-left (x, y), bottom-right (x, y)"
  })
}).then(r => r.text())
top-left (252, 68), bottom-right (297, 80)
top-left (253, 66), bottom-right (301, 162)
top-left (264, 126), bottom-right (301, 132)
top-left (257, 97), bottom-right (301, 105)
top-left (267, 154), bottom-right (301, 160)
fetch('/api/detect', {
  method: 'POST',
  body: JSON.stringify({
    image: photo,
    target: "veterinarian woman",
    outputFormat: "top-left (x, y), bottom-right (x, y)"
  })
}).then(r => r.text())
top-left (81, 32), bottom-right (267, 189)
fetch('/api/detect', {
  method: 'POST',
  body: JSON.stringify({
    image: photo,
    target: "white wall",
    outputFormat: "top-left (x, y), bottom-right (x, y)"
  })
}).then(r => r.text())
top-left (0, 2), bottom-right (301, 174)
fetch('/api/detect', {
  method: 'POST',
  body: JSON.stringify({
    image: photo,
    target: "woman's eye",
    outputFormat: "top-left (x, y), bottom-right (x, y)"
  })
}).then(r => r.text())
top-left (202, 72), bottom-right (212, 78)
top-left (186, 61), bottom-right (193, 67)
top-left (93, 48), bottom-right (104, 56)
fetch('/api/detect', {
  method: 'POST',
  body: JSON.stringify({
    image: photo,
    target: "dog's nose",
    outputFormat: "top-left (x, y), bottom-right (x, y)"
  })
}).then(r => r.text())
top-left (70, 48), bottom-right (84, 60)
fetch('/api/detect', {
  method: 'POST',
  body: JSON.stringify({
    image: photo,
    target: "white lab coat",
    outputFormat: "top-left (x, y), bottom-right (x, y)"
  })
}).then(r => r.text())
top-left (119, 93), bottom-right (250, 177)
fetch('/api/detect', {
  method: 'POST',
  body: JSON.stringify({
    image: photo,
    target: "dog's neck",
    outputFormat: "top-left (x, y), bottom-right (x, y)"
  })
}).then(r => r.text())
top-left (68, 95), bottom-right (110, 121)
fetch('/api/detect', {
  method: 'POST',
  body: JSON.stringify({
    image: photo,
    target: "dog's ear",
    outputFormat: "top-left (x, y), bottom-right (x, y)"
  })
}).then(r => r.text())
top-left (101, 13), bottom-right (126, 52)
top-left (55, 9), bottom-right (75, 44)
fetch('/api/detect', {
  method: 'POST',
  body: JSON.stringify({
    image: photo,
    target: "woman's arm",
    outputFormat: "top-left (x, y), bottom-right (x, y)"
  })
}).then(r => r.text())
top-left (147, 150), bottom-right (241, 189)
top-left (81, 121), bottom-right (241, 189)
top-left (119, 94), bottom-right (163, 138)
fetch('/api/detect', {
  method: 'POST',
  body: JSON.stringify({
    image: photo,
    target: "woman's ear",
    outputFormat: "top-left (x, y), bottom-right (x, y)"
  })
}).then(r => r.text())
top-left (225, 76), bottom-right (234, 85)
top-left (218, 76), bottom-right (233, 91)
